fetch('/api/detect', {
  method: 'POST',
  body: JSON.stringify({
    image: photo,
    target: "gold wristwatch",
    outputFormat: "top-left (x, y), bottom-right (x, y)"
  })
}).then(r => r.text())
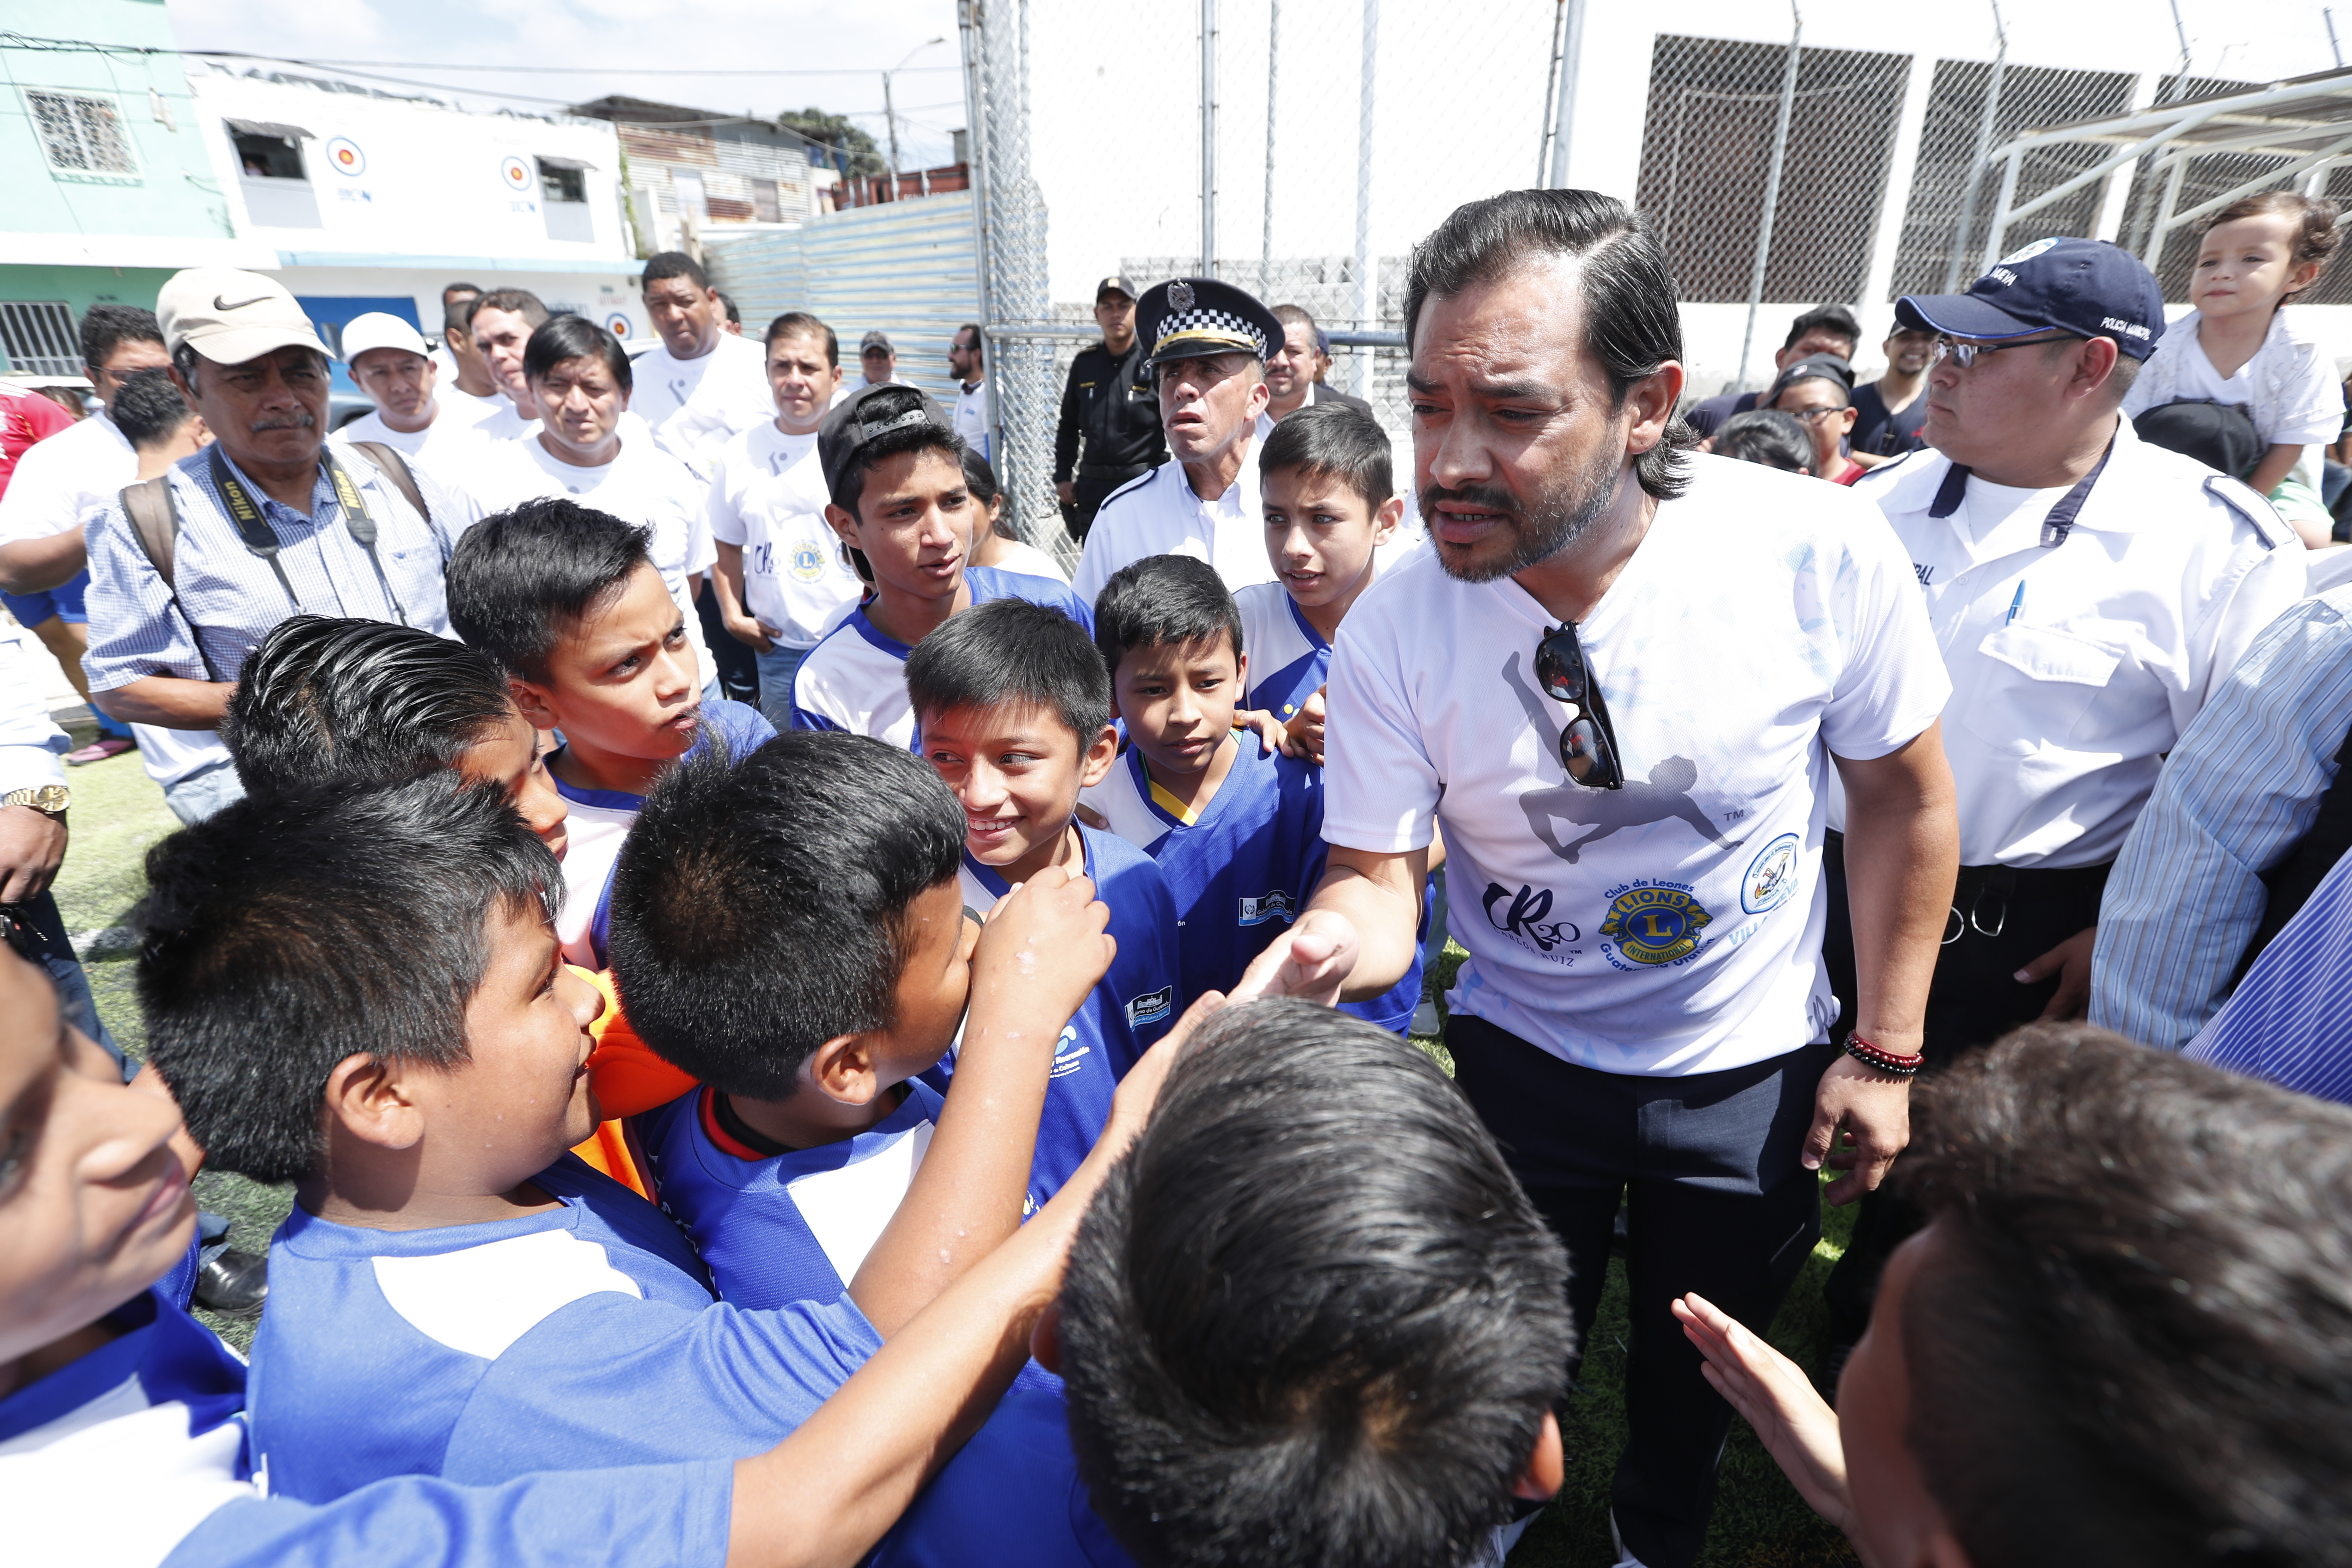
top-left (2, 784), bottom-right (68, 816)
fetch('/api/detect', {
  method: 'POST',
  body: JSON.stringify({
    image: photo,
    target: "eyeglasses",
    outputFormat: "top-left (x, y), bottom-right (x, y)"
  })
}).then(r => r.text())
top-left (1534, 623), bottom-right (1623, 790)
top-left (1782, 404), bottom-right (1847, 424)
top-left (1929, 333), bottom-right (2083, 370)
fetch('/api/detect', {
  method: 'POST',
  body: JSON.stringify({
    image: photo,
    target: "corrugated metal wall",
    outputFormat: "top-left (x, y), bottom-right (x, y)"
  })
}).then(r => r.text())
top-left (701, 192), bottom-right (979, 404)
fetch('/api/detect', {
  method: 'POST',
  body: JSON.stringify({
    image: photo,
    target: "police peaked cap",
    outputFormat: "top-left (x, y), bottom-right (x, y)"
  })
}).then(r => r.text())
top-left (1137, 277), bottom-right (1286, 369)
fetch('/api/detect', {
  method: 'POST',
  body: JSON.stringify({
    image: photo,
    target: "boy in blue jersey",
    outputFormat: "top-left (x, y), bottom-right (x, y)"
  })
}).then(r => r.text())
top-left (610, 731), bottom-right (1089, 1309)
top-left (137, 770), bottom-right (1128, 1505)
top-left (1234, 401), bottom-right (1407, 765)
top-left (445, 498), bottom-right (776, 969)
top-left (793, 383), bottom-right (1091, 747)
top-left (0, 937), bottom-right (1191, 1568)
top-left (1083, 554), bottom-right (1427, 1031)
top-left (906, 599), bottom-right (1183, 1213)
top-left (870, 1000), bottom-right (1574, 1568)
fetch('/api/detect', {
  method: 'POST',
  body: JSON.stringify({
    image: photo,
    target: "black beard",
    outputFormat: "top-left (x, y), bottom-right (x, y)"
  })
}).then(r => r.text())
top-left (1421, 439), bottom-right (1625, 583)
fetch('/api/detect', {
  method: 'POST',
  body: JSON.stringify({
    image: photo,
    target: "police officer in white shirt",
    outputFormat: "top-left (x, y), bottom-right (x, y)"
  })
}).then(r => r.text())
top-left (1234, 190), bottom-right (1960, 1568)
top-left (629, 251), bottom-right (775, 462)
top-left (1820, 238), bottom-right (2306, 1349)
top-left (948, 322), bottom-right (990, 460)
top-left (334, 312), bottom-right (491, 474)
top-left (1073, 277), bottom-right (1287, 603)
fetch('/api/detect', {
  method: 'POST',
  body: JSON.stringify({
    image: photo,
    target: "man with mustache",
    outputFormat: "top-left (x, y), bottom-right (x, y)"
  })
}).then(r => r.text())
top-left (79, 269), bottom-right (460, 819)
top-left (1234, 190), bottom-right (1959, 1568)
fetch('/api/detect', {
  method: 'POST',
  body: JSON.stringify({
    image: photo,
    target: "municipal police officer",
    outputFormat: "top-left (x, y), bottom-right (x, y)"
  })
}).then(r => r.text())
top-left (1072, 276), bottom-right (1287, 603)
top-left (1821, 236), bottom-right (2307, 1349)
top-left (1053, 275), bottom-right (1166, 542)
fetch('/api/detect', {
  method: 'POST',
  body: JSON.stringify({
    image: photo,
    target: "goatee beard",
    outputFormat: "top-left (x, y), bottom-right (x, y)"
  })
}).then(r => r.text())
top-left (1422, 442), bottom-right (1624, 584)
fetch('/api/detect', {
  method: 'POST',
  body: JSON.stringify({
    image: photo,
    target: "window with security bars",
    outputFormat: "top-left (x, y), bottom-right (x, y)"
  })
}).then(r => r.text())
top-left (28, 91), bottom-right (134, 176)
top-left (1889, 61), bottom-right (2136, 299)
top-left (0, 302), bottom-right (83, 378)
top-left (1634, 35), bottom-right (1910, 305)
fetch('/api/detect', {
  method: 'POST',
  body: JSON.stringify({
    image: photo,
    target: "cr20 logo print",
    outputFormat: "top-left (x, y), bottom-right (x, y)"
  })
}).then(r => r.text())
top-left (1482, 883), bottom-right (1580, 952)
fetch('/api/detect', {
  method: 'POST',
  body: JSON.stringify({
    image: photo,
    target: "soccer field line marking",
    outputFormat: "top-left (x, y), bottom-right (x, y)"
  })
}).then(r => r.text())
top-left (71, 926), bottom-right (138, 960)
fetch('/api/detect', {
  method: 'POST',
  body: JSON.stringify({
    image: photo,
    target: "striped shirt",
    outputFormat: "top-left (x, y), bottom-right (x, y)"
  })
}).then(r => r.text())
top-left (82, 444), bottom-right (459, 692)
top-left (2184, 843), bottom-right (2352, 1105)
top-left (2090, 585), bottom-right (2352, 1048)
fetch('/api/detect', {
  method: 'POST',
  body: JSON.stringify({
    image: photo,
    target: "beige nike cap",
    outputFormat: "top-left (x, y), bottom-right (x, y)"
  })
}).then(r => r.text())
top-left (157, 269), bottom-right (329, 365)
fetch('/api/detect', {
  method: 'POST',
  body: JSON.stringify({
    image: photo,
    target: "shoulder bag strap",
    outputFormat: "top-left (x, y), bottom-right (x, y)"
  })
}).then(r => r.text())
top-left (116, 476), bottom-right (223, 683)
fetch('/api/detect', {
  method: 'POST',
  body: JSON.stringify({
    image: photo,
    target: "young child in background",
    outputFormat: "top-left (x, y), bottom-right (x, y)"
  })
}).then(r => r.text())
top-left (1082, 555), bottom-right (1425, 1034)
top-left (1232, 403), bottom-right (1404, 766)
top-left (1709, 408), bottom-right (1815, 475)
top-left (792, 386), bottom-right (1091, 746)
top-left (611, 731), bottom-right (1098, 1310)
top-left (2124, 191), bottom-right (2344, 545)
top-left (906, 599), bottom-right (1182, 1212)
top-left (138, 771), bottom-right (1120, 1505)
top-left (444, 498), bottom-right (774, 968)
top-left (962, 447), bottom-right (1072, 585)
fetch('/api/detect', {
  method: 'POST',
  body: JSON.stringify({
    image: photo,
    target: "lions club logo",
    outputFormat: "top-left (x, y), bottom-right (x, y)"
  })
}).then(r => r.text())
top-left (788, 542), bottom-right (827, 582)
top-left (1599, 884), bottom-right (1712, 965)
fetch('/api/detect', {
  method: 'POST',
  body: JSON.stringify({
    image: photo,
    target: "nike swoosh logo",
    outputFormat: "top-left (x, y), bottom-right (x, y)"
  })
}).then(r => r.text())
top-left (213, 294), bottom-right (275, 312)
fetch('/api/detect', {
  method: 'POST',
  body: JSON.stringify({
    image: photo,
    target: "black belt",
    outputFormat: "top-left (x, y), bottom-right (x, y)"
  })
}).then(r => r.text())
top-left (1077, 462), bottom-right (1151, 481)
top-left (1945, 861), bottom-right (2111, 944)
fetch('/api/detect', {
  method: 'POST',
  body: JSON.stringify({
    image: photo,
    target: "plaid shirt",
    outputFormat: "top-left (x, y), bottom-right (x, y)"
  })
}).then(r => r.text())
top-left (82, 444), bottom-right (460, 692)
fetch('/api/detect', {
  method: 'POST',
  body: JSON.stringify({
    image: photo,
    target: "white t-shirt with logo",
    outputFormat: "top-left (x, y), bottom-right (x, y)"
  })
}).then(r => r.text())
top-left (703, 421), bottom-right (861, 649)
top-left (629, 333), bottom-right (776, 463)
top-left (1323, 453), bottom-right (1950, 1076)
top-left (451, 435), bottom-right (720, 689)
top-left (953, 377), bottom-right (991, 458)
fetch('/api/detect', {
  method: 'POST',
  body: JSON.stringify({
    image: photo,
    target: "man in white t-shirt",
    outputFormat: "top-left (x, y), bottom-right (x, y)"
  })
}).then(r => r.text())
top-left (707, 311), bottom-right (858, 726)
top-left (334, 312), bottom-right (492, 476)
top-left (1234, 190), bottom-right (1960, 1568)
top-left (445, 314), bottom-right (719, 697)
top-left (1073, 277), bottom-right (1287, 602)
top-left (948, 323), bottom-right (990, 460)
top-left (857, 330), bottom-right (906, 389)
top-left (628, 251), bottom-right (775, 462)
top-left (434, 286), bottom-right (508, 432)
top-left (466, 288), bottom-right (551, 445)
top-left (426, 280), bottom-right (479, 376)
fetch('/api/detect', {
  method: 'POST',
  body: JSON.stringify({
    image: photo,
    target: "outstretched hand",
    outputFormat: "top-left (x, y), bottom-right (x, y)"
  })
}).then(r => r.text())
top-left (1228, 910), bottom-right (1360, 1007)
top-left (968, 863), bottom-right (1115, 1032)
top-left (1672, 1292), bottom-right (1853, 1534)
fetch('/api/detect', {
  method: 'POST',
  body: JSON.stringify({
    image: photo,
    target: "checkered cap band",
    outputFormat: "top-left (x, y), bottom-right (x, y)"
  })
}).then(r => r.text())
top-left (1152, 308), bottom-right (1266, 360)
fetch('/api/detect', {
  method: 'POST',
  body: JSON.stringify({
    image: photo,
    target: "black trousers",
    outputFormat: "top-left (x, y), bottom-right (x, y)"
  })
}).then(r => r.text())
top-left (1817, 832), bottom-right (2110, 1342)
top-left (1451, 1016), bottom-right (1834, 1568)
top-left (695, 579), bottom-right (760, 706)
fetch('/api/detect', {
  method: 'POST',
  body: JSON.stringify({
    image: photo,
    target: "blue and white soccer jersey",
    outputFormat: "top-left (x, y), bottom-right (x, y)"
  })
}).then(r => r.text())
top-left (547, 698), bottom-right (776, 969)
top-left (868, 1386), bottom-right (1130, 1568)
top-left (248, 1155), bottom-right (879, 1503)
top-left (1081, 740), bottom-right (1425, 1032)
top-left (932, 827), bottom-right (1181, 1212)
top-left (1234, 580), bottom-right (1332, 723)
top-left (788, 567), bottom-right (1096, 747)
top-left (638, 1080), bottom-right (945, 1309)
top-left (1, 1286), bottom-right (738, 1568)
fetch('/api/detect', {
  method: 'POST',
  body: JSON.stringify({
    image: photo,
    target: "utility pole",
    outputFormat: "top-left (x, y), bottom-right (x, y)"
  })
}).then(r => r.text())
top-left (882, 37), bottom-right (946, 193)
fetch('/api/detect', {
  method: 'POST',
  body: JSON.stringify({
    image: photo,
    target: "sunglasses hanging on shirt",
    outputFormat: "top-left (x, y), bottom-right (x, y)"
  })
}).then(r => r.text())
top-left (1534, 622), bottom-right (1624, 790)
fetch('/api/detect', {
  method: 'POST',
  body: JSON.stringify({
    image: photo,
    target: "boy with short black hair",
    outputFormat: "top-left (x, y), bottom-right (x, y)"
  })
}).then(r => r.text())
top-left (793, 384), bottom-right (1092, 747)
top-left (138, 768), bottom-right (1127, 1505)
top-left (1234, 401), bottom-right (1405, 765)
top-left (1084, 554), bottom-right (1425, 1032)
top-left (872, 1000), bottom-right (1574, 1568)
top-left (613, 731), bottom-right (1089, 1308)
top-left (906, 598), bottom-right (1182, 1212)
top-left (445, 496), bottom-right (774, 967)
top-left (222, 613), bottom-right (567, 854)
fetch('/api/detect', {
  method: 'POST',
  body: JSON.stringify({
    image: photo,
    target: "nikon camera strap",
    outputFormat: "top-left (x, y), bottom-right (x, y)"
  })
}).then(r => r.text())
top-left (207, 444), bottom-right (412, 626)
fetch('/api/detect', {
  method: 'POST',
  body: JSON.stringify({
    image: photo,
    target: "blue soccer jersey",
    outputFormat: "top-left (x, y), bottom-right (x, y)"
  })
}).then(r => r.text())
top-left (638, 1078), bottom-right (946, 1310)
top-left (1234, 580), bottom-right (1332, 723)
top-left (868, 1385), bottom-right (1131, 1568)
top-left (932, 826), bottom-right (1180, 1213)
top-left (248, 1155), bottom-right (880, 1503)
top-left (1081, 739), bottom-right (1426, 1032)
top-left (790, 567), bottom-right (1095, 747)
top-left (0, 1286), bottom-right (736, 1568)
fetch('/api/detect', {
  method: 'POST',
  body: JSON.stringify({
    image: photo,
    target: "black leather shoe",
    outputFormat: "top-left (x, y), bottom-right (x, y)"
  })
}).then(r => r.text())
top-left (194, 1248), bottom-right (269, 1315)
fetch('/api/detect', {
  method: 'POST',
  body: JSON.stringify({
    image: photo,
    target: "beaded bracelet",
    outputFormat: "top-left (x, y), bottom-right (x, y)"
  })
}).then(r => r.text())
top-left (1843, 1035), bottom-right (1923, 1079)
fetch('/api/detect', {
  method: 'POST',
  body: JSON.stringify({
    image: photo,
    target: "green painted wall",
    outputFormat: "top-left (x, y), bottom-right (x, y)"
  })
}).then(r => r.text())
top-left (1, 0), bottom-right (235, 241)
top-left (0, 264), bottom-right (176, 318)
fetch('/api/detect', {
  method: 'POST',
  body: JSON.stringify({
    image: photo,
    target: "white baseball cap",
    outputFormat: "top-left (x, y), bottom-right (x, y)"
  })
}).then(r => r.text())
top-left (338, 312), bottom-right (431, 366)
top-left (156, 269), bottom-right (329, 366)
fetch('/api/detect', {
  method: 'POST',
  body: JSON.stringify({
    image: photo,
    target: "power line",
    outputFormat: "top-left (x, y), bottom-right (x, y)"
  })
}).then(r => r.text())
top-left (182, 53), bottom-right (962, 78)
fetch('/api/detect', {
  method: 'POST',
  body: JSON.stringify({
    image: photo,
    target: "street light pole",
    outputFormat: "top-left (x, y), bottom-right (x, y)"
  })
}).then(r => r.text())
top-left (882, 37), bottom-right (946, 193)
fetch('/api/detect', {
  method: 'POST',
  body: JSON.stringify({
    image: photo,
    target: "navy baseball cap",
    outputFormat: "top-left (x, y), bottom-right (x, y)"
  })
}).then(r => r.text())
top-left (1767, 353), bottom-right (1855, 403)
top-left (818, 383), bottom-right (956, 502)
top-left (1895, 237), bottom-right (2166, 361)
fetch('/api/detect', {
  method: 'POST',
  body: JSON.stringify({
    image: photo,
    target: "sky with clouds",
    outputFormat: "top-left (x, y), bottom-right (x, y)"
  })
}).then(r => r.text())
top-left (163, 0), bottom-right (971, 168)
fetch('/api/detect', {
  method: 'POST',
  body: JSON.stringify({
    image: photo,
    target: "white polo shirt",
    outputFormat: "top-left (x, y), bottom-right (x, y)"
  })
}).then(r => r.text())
top-left (449, 435), bottom-right (720, 690)
top-left (703, 421), bottom-right (860, 649)
top-left (1323, 453), bottom-right (1949, 1076)
top-left (1073, 414), bottom-right (1280, 603)
top-left (1847, 413), bottom-right (2304, 869)
top-left (629, 333), bottom-right (775, 463)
